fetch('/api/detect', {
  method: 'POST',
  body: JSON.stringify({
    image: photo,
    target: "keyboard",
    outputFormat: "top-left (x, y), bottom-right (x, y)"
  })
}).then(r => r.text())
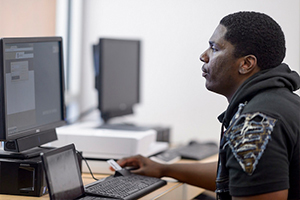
top-left (150, 149), bottom-right (181, 163)
top-left (152, 141), bottom-right (219, 163)
top-left (176, 141), bottom-right (219, 160)
top-left (85, 174), bottom-right (167, 200)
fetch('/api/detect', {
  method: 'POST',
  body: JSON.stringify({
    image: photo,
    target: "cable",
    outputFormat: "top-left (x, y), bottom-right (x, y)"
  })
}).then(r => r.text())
top-left (76, 150), bottom-right (99, 181)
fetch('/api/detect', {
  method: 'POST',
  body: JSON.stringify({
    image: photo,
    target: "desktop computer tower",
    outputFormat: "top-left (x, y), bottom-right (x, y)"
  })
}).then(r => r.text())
top-left (0, 150), bottom-right (83, 197)
top-left (0, 156), bottom-right (47, 196)
top-left (152, 126), bottom-right (171, 143)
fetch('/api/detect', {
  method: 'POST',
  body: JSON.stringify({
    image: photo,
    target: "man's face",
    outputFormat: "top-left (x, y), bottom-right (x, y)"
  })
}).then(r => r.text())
top-left (200, 24), bottom-right (241, 99)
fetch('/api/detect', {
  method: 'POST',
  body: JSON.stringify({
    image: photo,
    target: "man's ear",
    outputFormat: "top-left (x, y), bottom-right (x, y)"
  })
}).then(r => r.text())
top-left (238, 55), bottom-right (258, 74)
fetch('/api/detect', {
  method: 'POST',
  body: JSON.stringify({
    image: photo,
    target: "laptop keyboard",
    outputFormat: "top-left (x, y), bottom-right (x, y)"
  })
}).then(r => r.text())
top-left (85, 174), bottom-right (166, 199)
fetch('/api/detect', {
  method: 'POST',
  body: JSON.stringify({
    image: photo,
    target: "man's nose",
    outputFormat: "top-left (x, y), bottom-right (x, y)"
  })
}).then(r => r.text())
top-left (200, 51), bottom-right (209, 63)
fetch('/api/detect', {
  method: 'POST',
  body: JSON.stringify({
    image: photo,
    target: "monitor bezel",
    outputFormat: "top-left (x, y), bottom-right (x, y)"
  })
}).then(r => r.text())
top-left (0, 36), bottom-right (66, 142)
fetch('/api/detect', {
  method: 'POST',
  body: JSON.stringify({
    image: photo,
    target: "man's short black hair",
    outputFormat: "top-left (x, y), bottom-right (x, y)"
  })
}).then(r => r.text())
top-left (220, 11), bottom-right (286, 70)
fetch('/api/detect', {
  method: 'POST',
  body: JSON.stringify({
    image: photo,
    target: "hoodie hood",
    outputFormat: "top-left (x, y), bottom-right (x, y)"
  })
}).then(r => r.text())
top-left (219, 63), bottom-right (300, 127)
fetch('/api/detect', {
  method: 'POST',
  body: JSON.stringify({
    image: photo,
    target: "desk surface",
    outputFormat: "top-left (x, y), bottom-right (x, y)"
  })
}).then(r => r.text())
top-left (0, 154), bottom-right (218, 200)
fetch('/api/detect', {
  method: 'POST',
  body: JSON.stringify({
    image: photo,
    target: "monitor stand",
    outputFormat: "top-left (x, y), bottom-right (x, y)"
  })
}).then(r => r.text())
top-left (0, 146), bottom-right (55, 159)
top-left (0, 128), bottom-right (58, 159)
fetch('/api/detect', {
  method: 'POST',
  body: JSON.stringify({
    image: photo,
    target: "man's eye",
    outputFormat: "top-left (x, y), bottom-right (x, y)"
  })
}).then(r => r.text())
top-left (211, 45), bottom-right (218, 52)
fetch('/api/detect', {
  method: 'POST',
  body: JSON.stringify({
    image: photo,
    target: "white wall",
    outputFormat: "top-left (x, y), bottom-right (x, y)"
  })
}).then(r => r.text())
top-left (77, 0), bottom-right (300, 145)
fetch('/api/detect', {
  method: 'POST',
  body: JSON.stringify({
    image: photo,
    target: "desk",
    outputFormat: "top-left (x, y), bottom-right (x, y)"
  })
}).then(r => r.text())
top-left (0, 154), bottom-right (218, 200)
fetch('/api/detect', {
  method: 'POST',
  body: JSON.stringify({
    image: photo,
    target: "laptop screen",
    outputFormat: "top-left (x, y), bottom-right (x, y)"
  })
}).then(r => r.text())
top-left (41, 144), bottom-right (84, 200)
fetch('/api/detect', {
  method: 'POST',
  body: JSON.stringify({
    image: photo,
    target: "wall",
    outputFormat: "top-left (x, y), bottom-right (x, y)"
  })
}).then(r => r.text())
top-left (0, 0), bottom-right (56, 37)
top-left (78, 0), bottom-right (300, 145)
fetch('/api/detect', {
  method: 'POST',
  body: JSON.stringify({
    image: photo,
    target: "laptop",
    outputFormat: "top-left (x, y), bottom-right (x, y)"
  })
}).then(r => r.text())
top-left (40, 143), bottom-right (167, 200)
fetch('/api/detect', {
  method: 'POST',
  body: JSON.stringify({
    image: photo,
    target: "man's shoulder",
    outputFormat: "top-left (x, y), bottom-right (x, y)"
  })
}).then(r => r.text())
top-left (244, 87), bottom-right (300, 117)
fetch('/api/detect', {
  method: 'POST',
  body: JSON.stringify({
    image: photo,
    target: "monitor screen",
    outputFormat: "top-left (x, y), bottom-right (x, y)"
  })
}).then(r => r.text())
top-left (0, 37), bottom-right (66, 152)
top-left (94, 38), bottom-right (140, 123)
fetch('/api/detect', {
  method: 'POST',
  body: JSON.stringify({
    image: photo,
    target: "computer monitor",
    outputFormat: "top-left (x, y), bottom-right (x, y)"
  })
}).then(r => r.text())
top-left (94, 38), bottom-right (140, 124)
top-left (0, 37), bottom-right (66, 154)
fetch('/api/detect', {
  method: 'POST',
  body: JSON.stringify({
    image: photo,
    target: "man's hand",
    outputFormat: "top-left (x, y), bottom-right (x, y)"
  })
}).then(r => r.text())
top-left (111, 154), bottom-right (218, 191)
top-left (111, 154), bottom-right (165, 178)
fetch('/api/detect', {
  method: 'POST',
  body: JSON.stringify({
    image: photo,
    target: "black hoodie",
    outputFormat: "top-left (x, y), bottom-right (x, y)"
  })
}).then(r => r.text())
top-left (216, 63), bottom-right (300, 199)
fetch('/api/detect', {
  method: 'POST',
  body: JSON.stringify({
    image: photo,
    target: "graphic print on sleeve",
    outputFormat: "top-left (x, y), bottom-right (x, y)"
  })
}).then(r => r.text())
top-left (224, 112), bottom-right (277, 175)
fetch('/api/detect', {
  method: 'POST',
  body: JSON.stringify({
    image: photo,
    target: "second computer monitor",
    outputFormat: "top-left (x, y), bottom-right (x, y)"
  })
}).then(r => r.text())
top-left (94, 38), bottom-right (141, 123)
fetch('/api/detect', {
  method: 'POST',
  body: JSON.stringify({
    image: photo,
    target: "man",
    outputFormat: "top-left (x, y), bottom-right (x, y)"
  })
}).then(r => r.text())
top-left (114, 11), bottom-right (300, 199)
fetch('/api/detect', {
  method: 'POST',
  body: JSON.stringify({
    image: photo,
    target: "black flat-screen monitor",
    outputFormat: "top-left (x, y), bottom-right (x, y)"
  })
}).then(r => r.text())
top-left (0, 37), bottom-right (66, 155)
top-left (94, 38), bottom-right (140, 124)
